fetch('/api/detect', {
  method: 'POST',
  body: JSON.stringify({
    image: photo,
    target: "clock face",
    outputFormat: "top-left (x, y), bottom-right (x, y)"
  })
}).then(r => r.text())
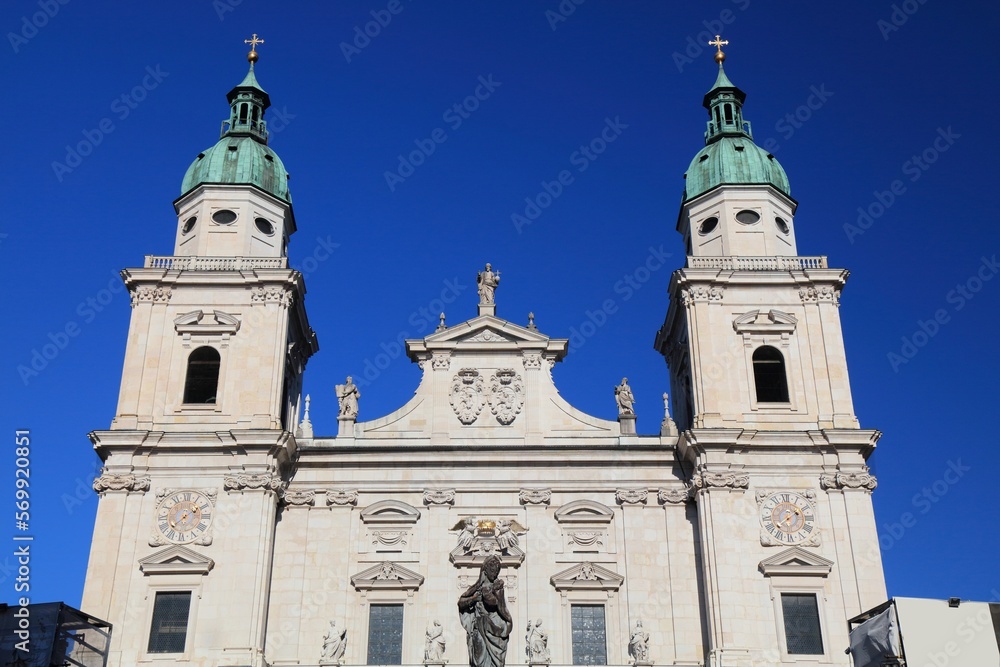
top-left (155, 490), bottom-right (213, 544)
top-left (760, 492), bottom-right (815, 544)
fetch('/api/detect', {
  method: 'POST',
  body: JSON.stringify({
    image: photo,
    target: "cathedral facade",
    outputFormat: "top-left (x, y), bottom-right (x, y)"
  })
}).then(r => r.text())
top-left (80, 42), bottom-right (886, 667)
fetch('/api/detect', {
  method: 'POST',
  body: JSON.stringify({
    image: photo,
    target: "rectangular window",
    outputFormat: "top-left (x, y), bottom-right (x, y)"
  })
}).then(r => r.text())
top-left (367, 604), bottom-right (404, 665)
top-left (147, 591), bottom-right (192, 654)
top-left (571, 604), bottom-right (607, 665)
top-left (781, 593), bottom-right (824, 655)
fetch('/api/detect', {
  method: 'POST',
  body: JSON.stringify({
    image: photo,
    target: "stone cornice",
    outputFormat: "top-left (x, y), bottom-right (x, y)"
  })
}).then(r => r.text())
top-left (89, 429), bottom-right (297, 464)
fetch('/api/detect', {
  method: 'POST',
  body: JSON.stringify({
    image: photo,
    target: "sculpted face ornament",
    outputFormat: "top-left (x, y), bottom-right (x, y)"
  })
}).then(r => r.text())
top-left (488, 369), bottom-right (524, 425)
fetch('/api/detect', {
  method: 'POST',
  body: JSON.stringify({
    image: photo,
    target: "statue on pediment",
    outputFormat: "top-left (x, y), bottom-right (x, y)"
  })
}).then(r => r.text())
top-left (477, 264), bottom-right (500, 304)
top-left (615, 378), bottom-right (635, 415)
top-left (337, 376), bottom-right (360, 419)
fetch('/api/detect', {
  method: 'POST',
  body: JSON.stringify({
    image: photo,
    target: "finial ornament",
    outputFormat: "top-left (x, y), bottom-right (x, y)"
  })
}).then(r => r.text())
top-left (708, 34), bottom-right (728, 64)
top-left (244, 33), bottom-right (265, 63)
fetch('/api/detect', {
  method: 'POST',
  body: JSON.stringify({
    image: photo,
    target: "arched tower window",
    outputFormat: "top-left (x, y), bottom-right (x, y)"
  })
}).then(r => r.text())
top-left (752, 346), bottom-right (789, 403)
top-left (183, 346), bottom-right (221, 404)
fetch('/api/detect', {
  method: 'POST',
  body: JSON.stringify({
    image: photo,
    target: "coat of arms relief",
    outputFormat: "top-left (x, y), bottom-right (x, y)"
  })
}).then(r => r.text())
top-left (450, 368), bottom-right (524, 425)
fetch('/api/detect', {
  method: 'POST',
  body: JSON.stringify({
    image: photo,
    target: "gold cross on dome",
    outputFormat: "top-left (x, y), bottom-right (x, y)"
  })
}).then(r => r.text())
top-left (245, 33), bottom-right (265, 51)
top-left (708, 35), bottom-right (729, 53)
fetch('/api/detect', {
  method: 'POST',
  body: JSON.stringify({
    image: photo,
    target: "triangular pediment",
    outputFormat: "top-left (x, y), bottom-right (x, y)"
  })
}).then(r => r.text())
top-left (407, 315), bottom-right (568, 362)
top-left (733, 308), bottom-right (797, 334)
top-left (139, 545), bottom-right (215, 575)
top-left (759, 547), bottom-right (833, 577)
top-left (423, 315), bottom-right (550, 344)
top-left (360, 500), bottom-right (421, 525)
top-left (351, 561), bottom-right (424, 591)
top-left (551, 561), bottom-right (623, 591)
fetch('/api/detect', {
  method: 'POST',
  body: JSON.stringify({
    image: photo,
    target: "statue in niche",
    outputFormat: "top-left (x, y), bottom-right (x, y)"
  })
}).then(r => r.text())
top-left (628, 619), bottom-right (650, 664)
top-left (425, 620), bottom-right (447, 663)
top-left (614, 378), bottom-right (636, 415)
top-left (525, 619), bottom-right (550, 664)
top-left (477, 263), bottom-right (500, 304)
top-left (320, 619), bottom-right (347, 665)
top-left (458, 555), bottom-right (513, 667)
top-left (337, 376), bottom-right (360, 419)
top-left (495, 519), bottom-right (518, 552)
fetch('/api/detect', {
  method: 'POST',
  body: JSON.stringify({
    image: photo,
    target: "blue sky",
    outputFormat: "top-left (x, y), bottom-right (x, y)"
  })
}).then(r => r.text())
top-left (3, 1), bottom-right (999, 610)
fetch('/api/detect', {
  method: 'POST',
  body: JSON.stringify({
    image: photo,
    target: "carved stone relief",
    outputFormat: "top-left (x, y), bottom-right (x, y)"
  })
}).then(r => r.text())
top-left (450, 369), bottom-right (485, 425)
top-left (488, 369), bottom-right (524, 425)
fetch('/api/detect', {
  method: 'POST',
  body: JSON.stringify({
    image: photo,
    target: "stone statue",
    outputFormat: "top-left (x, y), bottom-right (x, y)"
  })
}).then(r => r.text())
top-left (628, 620), bottom-right (650, 664)
top-left (495, 519), bottom-right (518, 551)
top-left (320, 619), bottom-right (347, 665)
top-left (425, 620), bottom-right (447, 663)
top-left (525, 619), bottom-right (550, 664)
top-left (458, 555), bottom-right (513, 667)
top-left (337, 376), bottom-right (360, 419)
top-left (477, 264), bottom-right (500, 304)
top-left (457, 517), bottom-right (477, 552)
top-left (615, 378), bottom-right (635, 415)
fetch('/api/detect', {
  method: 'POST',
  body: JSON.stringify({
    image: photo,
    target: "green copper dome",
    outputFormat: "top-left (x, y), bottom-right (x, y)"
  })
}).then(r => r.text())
top-left (181, 135), bottom-right (291, 203)
top-left (682, 62), bottom-right (790, 201)
top-left (684, 137), bottom-right (789, 201)
top-left (180, 62), bottom-right (291, 203)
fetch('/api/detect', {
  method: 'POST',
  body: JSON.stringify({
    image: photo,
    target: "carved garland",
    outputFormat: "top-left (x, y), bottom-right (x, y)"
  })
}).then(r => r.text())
top-left (93, 472), bottom-right (151, 494)
top-left (658, 485), bottom-right (694, 505)
top-left (680, 285), bottom-right (724, 306)
top-left (519, 488), bottom-right (552, 505)
top-left (224, 472), bottom-right (285, 494)
top-left (423, 488), bottom-right (456, 506)
top-left (251, 285), bottom-right (295, 308)
top-left (130, 286), bottom-right (172, 307)
top-left (616, 488), bottom-right (648, 505)
top-left (799, 286), bottom-right (841, 305)
top-left (281, 489), bottom-right (316, 507)
top-left (327, 489), bottom-right (359, 506)
top-left (820, 472), bottom-right (877, 492)
top-left (692, 471), bottom-right (750, 491)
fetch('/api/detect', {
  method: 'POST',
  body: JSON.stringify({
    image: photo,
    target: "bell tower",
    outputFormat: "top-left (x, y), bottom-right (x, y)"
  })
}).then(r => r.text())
top-left (656, 39), bottom-right (857, 433)
top-left (654, 40), bottom-right (886, 666)
top-left (81, 38), bottom-right (317, 667)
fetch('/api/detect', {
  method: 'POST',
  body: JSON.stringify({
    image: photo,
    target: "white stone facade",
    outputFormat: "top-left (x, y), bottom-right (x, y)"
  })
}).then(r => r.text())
top-left (80, 57), bottom-right (887, 667)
